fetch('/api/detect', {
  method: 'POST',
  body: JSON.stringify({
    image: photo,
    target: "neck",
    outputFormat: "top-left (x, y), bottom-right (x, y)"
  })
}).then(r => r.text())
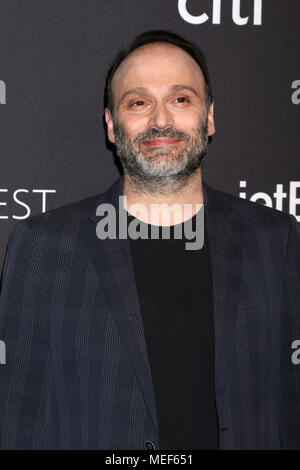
top-left (123, 169), bottom-right (204, 226)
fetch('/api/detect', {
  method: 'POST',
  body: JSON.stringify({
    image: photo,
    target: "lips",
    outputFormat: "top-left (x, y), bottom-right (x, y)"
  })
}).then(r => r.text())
top-left (142, 138), bottom-right (182, 146)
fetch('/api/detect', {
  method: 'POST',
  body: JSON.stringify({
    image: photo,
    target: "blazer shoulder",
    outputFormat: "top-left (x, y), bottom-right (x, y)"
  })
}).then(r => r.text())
top-left (212, 184), bottom-right (292, 222)
top-left (12, 191), bottom-right (102, 242)
top-left (6, 177), bottom-right (122, 246)
top-left (206, 184), bottom-right (294, 242)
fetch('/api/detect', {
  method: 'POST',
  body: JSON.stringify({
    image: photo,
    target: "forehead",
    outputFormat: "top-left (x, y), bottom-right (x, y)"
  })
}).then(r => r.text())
top-left (111, 42), bottom-right (206, 103)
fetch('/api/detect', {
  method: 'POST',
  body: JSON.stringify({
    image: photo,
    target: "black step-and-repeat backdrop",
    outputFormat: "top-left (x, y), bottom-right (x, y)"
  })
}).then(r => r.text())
top-left (1, 0), bottom-right (299, 270)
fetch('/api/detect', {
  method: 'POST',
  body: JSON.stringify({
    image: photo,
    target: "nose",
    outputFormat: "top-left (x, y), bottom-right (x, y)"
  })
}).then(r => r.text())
top-left (148, 101), bottom-right (175, 129)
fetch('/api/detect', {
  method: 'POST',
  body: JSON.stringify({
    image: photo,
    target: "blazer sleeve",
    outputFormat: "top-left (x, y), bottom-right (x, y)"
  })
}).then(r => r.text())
top-left (0, 221), bottom-right (50, 449)
top-left (279, 214), bottom-right (300, 449)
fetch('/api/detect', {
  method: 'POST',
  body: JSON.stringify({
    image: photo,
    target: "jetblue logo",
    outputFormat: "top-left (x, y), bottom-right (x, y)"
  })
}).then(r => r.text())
top-left (0, 80), bottom-right (6, 104)
top-left (178, 0), bottom-right (263, 25)
top-left (239, 180), bottom-right (300, 222)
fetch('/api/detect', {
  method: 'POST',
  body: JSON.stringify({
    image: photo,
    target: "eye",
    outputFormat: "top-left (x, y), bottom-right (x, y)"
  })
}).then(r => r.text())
top-left (129, 100), bottom-right (146, 107)
top-left (175, 96), bottom-right (190, 103)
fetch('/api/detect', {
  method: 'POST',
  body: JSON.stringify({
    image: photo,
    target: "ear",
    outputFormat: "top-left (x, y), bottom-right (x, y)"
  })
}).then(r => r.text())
top-left (105, 108), bottom-right (116, 143)
top-left (207, 101), bottom-right (215, 136)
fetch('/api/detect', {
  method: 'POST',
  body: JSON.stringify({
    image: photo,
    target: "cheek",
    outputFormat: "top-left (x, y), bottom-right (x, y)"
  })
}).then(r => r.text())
top-left (174, 112), bottom-right (203, 133)
top-left (119, 114), bottom-right (148, 136)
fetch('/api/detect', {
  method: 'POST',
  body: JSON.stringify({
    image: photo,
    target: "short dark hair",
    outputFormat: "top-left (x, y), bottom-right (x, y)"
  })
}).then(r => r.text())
top-left (104, 30), bottom-right (213, 117)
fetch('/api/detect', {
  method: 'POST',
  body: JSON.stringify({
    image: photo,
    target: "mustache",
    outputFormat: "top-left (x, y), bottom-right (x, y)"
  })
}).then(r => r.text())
top-left (133, 127), bottom-right (190, 145)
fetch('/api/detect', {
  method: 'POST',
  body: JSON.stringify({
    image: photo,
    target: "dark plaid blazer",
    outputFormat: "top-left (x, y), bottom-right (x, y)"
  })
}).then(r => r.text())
top-left (0, 176), bottom-right (300, 449)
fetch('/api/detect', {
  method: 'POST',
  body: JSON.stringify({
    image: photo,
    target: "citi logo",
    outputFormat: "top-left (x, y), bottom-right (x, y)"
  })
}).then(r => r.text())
top-left (0, 80), bottom-right (6, 104)
top-left (178, 0), bottom-right (262, 25)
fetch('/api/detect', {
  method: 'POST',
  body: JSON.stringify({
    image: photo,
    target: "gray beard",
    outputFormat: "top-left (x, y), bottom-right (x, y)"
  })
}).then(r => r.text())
top-left (113, 118), bottom-right (209, 194)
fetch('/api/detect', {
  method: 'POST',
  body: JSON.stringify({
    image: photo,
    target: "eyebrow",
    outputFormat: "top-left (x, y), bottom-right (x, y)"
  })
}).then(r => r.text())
top-left (118, 84), bottom-right (200, 107)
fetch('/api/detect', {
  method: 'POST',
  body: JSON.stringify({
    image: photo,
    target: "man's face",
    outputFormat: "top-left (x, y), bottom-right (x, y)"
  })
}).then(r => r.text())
top-left (105, 42), bottom-right (215, 189)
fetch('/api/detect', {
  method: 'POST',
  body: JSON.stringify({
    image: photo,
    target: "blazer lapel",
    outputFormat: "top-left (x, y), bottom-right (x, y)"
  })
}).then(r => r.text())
top-left (85, 176), bottom-right (244, 433)
top-left (85, 177), bottom-right (159, 429)
top-left (202, 181), bottom-right (244, 430)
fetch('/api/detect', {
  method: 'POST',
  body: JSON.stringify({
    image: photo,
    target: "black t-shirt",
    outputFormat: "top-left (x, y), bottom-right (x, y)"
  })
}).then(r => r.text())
top-left (128, 207), bottom-right (219, 449)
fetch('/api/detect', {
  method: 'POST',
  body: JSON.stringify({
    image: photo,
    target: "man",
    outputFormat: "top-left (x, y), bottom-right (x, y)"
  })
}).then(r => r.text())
top-left (0, 30), bottom-right (300, 450)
